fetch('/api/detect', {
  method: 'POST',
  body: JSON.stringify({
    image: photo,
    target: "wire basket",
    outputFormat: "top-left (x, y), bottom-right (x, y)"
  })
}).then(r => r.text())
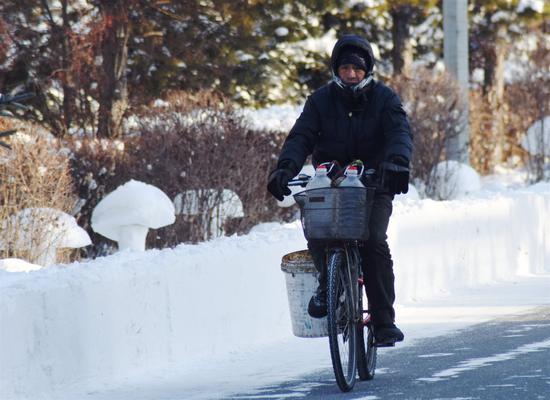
top-left (294, 187), bottom-right (375, 241)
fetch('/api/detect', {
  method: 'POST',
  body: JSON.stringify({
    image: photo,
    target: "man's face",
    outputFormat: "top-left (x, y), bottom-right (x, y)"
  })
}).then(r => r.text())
top-left (337, 64), bottom-right (366, 85)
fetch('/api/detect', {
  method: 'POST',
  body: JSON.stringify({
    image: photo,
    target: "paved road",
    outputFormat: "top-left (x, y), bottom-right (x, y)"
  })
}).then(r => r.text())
top-left (231, 307), bottom-right (550, 399)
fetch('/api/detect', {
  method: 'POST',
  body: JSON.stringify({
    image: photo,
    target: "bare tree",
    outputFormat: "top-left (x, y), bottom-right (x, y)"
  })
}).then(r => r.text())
top-left (96, 0), bottom-right (130, 138)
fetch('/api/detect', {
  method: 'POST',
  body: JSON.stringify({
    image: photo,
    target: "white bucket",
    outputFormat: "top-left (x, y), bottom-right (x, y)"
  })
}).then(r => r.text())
top-left (281, 250), bottom-right (328, 338)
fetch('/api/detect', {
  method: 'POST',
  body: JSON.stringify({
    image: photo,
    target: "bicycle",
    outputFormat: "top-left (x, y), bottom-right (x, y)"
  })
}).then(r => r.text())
top-left (288, 169), bottom-right (380, 392)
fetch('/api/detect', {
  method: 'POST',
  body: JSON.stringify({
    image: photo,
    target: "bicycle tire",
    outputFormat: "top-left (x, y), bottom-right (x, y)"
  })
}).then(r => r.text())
top-left (327, 250), bottom-right (357, 392)
top-left (357, 317), bottom-right (377, 380)
top-left (357, 275), bottom-right (377, 380)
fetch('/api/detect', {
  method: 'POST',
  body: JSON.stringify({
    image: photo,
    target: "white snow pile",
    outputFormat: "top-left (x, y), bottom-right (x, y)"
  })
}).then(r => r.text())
top-left (429, 160), bottom-right (482, 200)
top-left (174, 189), bottom-right (243, 218)
top-left (174, 188), bottom-right (244, 238)
top-left (1, 208), bottom-right (91, 267)
top-left (0, 258), bottom-right (41, 273)
top-left (395, 182), bottom-right (420, 201)
top-left (517, 0), bottom-right (545, 13)
top-left (520, 115), bottom-right (550, 156)
top-left (1, 180), bottom-right (550, 399)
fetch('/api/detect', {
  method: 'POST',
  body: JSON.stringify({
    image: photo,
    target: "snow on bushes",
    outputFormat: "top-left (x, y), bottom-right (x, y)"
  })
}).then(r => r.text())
top-left (429, 160), bottom-right (482, 200)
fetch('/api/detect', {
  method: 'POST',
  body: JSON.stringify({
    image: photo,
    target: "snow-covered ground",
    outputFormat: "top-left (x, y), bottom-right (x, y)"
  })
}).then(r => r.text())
top-left (1, 174), bottom-right (550, 400)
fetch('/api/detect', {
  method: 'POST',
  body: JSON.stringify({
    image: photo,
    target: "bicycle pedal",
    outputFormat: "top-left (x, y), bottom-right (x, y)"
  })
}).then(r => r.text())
top-left (374, 341), bottom-right (396, 348)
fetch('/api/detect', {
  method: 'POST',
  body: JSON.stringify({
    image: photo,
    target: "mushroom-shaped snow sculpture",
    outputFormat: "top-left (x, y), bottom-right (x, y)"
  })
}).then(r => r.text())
top-left (92, 180), bottom-right (175, 251)
top-left (1, 207), bottom-right (92, 266)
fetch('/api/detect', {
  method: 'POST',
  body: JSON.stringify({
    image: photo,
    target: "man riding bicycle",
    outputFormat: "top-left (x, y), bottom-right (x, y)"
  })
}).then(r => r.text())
top-left (267, 34), bottom-right (412, 345)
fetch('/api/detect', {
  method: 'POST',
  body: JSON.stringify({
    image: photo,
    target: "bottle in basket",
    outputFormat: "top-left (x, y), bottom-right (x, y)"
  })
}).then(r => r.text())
top-left (339, 164), bottom-right (365, 187)
top-left (305, 164), bottom-right (332, 190)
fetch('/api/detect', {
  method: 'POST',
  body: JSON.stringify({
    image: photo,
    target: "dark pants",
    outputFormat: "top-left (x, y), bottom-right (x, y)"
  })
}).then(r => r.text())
top-left (308, 192), bottom-right (395, 326)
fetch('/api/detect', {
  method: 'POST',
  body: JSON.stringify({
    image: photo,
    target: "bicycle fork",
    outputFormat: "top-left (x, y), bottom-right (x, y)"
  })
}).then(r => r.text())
top-left (342, 244), bottom-right (368, 327)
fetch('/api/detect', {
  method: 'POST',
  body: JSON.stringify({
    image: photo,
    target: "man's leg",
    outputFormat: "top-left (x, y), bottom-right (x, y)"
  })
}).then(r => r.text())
top-left (360, 192), bottom-right (403, 343)
top-left (307, 240), bottom-right (328, 318)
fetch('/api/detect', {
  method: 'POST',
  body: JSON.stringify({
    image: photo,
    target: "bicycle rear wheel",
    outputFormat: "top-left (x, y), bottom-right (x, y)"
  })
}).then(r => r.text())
top-left (327, 250), bottom-right (357, 392)
top-left (357, 313), bottom-right (377, 380)
top-left (357, 275), bottom-right (377, 380)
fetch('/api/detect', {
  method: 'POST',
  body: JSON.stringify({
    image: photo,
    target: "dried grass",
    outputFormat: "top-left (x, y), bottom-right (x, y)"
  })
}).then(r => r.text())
top-left (0, 123), bottom-right (77, 265)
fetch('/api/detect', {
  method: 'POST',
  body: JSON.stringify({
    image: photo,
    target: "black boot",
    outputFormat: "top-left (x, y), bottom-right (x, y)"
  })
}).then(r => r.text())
top-left (307, 242), bottom-right (328, 319)
top-left (374, 323), bottom-right (404, 346)
top-left (308, 285), bottom-right (327, 318)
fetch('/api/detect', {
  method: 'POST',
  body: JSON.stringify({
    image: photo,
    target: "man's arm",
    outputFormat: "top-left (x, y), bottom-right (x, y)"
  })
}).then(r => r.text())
top-left (378, 92), bottom-right (413, 195)
top-left (276, 96), bottom-right (322, 176)
top-left (381, 93), bottom-right (413, 163)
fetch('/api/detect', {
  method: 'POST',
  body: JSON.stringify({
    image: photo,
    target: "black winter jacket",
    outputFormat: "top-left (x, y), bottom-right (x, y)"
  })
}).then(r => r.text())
top-left (277, 81), bottom-right (413, 176)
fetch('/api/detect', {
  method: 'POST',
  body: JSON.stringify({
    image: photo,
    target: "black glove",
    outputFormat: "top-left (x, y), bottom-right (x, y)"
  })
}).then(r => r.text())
top-left (267, 167), bottom-right (295, 201)
top-left (379, 155), bottom-right (410, 195)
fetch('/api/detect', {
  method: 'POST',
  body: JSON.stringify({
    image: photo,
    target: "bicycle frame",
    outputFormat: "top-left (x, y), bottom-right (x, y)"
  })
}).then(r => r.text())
top-left (327, 241), bottom-right (368, 322)
top-left (289, 174), bottom-right (378, 391)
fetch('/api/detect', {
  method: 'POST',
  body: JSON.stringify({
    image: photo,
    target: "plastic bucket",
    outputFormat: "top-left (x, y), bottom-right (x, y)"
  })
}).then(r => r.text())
top-left (280, 250), bottom-right (328, 338)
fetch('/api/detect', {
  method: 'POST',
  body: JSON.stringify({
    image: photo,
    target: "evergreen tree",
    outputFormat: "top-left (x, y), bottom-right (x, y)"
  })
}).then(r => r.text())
top-left (0, 0), bottom-right (98, 136)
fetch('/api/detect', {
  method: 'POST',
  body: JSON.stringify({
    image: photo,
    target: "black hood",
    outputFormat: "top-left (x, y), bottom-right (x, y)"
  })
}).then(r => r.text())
top-left (330, 35), bottom-right (375, 76)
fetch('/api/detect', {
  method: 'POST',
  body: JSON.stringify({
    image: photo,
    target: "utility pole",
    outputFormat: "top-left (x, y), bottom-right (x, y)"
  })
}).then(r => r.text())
top-left (443, 0), bottom-right (470, 163)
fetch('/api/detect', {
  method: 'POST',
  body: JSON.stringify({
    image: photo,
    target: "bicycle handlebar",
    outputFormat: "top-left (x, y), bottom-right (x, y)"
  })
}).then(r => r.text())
top-left (288, 174), bottom-right (311, 187)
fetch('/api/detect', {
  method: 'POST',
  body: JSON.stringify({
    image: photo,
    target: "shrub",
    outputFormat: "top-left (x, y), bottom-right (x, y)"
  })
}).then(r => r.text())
top-left (469, 35), bottom-right (549, 181)
top-left (469, 89), bottom-right (498, 174)
top-left (504, 42), bottom-right (550, 182)
top-left (0, 123), bottom-right (78, 264)
top-left (390, 67), bottom-right (468, 198)
top-left (70, 91), bottom-right (290, 252)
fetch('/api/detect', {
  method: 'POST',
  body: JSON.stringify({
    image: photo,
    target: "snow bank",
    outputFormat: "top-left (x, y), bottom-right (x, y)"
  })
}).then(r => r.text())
top-left (1, 185), bottom-right (550, 399)
top-left (0, 223), bottom-right (306, 400)
top-left (391, 187), bottom-right (550, 301)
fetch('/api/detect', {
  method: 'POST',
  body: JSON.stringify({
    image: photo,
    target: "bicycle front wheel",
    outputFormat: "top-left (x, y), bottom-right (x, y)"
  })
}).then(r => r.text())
top-left (327, 250), bottom-right (357, 392)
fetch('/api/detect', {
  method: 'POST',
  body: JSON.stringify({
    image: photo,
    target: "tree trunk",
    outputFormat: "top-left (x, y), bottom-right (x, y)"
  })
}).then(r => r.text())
top-left (60, 0), bottom-right (74, 134)
top-left (482, 22), bottom-right (508, 165)
top-left (97, 1), bottom-right (129, 138)
top-left (482, 25), bottom-right (506, 100)
top-left (391, 5), bottom-right (414, 75)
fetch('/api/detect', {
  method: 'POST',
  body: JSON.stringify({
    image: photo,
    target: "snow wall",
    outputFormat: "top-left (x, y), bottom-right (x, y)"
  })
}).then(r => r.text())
top-left (1, 186), bottom-right (550, 399)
